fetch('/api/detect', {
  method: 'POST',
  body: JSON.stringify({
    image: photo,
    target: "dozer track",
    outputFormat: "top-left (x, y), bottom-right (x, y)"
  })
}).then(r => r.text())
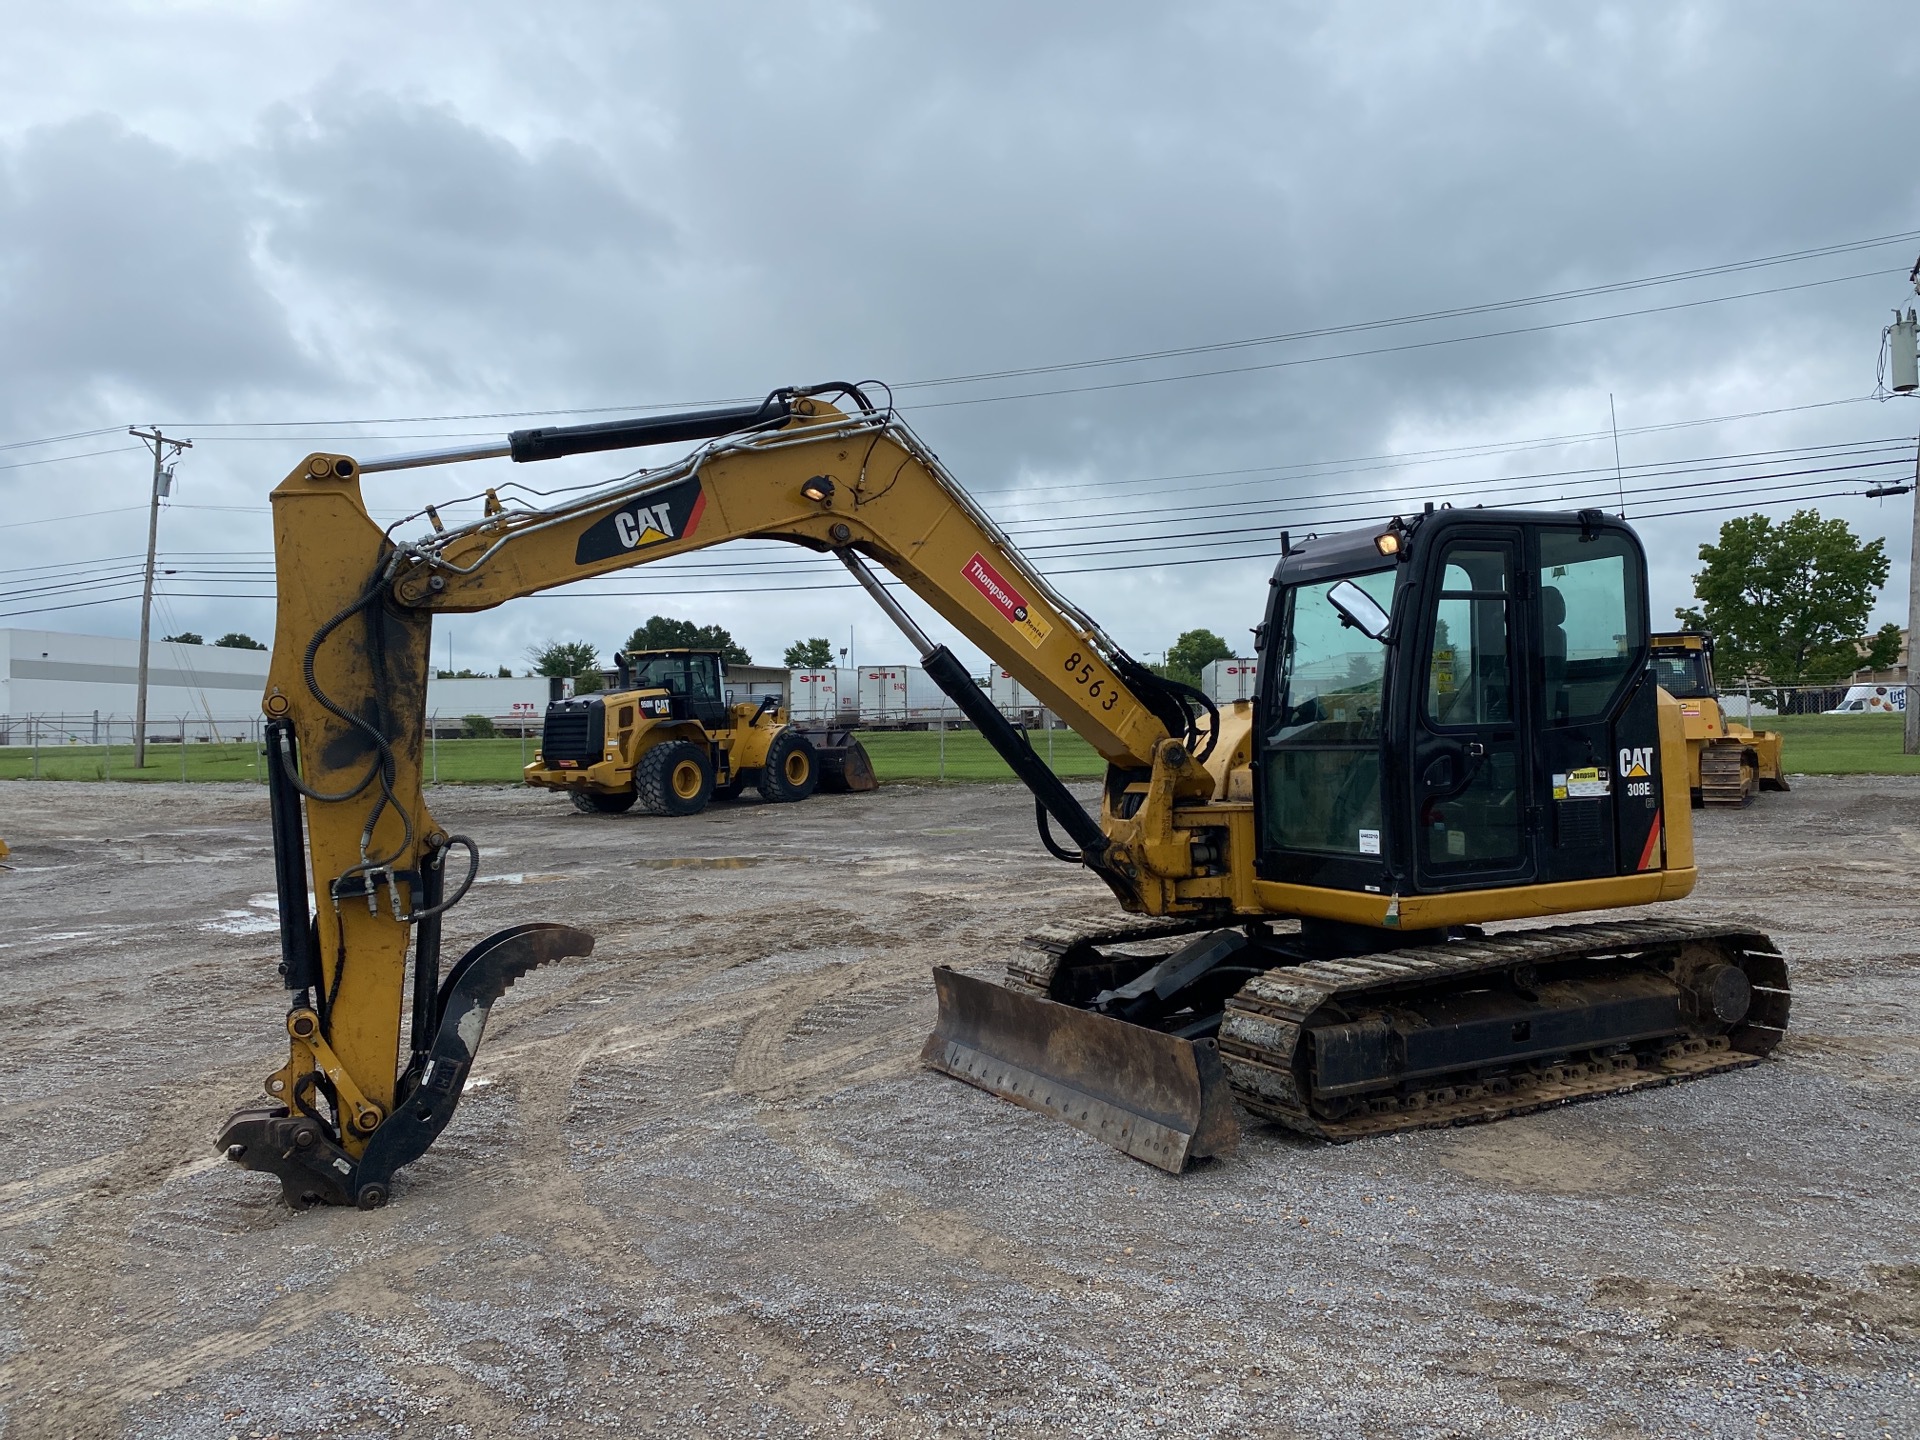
top-left (1699, 739), bottom-right (1758, 806)
top-left (1218, 918), bottom-right (1789, 1140)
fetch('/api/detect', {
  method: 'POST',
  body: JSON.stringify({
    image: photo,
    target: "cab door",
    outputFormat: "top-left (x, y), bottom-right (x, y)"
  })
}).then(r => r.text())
top-left (1409, 531), bottom-right (1533, 891)
top-left (689, 656), bottom-right (731, 729)
top-left (1530, 525), bottom-right (1655, 882)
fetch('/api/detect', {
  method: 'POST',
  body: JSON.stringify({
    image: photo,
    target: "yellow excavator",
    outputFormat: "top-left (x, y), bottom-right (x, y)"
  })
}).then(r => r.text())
top-left (1649, 632), bottom-right (1789, 807)
top-left (219, 385), bottom-right (1789, 1207)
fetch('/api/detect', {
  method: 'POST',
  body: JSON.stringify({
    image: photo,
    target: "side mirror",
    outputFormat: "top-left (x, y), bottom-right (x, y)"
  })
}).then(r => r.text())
top-left (1327, 579), bottom-right (1391, 641)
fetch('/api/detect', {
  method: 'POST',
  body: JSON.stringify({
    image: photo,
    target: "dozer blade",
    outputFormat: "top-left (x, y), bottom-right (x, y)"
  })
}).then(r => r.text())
top-left (922, 966), bottom-right (1239, 1173)
top-left (808, 728), bottom-right (878, 793)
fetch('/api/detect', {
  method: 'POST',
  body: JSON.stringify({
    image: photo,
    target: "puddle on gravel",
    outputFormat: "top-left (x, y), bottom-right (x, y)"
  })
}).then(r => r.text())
top-left (200, 892), bottom-right (280, 935)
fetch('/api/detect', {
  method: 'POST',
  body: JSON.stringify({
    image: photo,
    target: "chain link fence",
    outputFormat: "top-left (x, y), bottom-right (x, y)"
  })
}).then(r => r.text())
top-left (1718, 682), bottom-right (1910, 721)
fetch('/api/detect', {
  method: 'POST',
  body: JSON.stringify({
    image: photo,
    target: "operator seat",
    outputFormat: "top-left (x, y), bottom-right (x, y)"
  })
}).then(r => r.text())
top-left (1541, 585), bottom-right (1569, 718)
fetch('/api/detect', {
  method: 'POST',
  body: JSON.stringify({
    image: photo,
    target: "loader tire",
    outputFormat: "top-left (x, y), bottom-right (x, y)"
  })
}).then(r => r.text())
top-left (757, 730), bottom-right (818, 804)
top-left (636, 741), bottom-right (714, 816)
top-left (570, 788), bottom-right (637, 814)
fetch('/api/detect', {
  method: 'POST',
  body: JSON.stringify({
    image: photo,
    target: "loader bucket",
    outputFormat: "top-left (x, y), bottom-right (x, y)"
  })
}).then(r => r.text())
top-left (922, 966), bottom-right (1239, 1173)
top-left (808, 729), bottom-right (878, 793)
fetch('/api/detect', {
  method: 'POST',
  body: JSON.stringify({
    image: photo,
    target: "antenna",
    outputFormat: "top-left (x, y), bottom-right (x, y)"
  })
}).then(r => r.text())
top-left (1609, 394), bottom-right (1626, 518)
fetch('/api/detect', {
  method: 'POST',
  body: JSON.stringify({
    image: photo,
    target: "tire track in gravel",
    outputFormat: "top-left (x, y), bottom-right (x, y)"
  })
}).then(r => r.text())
top-left (447, 1008), bottom-right (915, 1435)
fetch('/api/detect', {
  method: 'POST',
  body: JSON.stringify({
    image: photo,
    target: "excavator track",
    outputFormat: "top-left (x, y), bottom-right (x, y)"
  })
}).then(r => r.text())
top-left (1217, 918), bottom-right (1788, 1140)
top-left (1698, 739), bottom-right (1757, 806)
top-left (1006, 915), bottom-right (1217, 998)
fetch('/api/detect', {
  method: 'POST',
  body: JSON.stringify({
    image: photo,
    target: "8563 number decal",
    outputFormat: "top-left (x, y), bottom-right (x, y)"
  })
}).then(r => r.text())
top-left (1063, 650), bottom-right (1121, 711)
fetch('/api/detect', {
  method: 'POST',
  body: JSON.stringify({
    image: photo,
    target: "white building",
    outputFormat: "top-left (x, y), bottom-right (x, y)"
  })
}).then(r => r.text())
top-left (0, 628), bottom-right (572, 743)
top-left (1, 628), bottom-right (271, 742)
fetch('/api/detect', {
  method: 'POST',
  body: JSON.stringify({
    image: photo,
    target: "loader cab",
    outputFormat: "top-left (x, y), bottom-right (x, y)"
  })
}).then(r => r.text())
top-left (616, 649), bottom-right (731, 728)
top-left (1254, 508), bottom-right (1660, 900)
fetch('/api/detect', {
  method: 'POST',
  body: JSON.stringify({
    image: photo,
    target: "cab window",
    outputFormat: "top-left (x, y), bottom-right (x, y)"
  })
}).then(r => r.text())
top-left (1538, 530), bottom-right (1644, 723)
top-left (1427, 545), bottom-right (1512, 728)
top-left (1652, 649), bottom-right (1710, 698)
top-left (1263, 569), bottom-right (1395, 857)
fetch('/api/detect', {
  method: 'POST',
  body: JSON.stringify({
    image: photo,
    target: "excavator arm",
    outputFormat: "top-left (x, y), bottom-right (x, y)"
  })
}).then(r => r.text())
top-left (221, 386), bottom-right (1229, 1206)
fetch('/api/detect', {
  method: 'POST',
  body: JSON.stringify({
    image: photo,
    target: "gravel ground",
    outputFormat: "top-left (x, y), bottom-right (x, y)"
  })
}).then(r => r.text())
top-left (0, 776), bottom-right (1916, 1439)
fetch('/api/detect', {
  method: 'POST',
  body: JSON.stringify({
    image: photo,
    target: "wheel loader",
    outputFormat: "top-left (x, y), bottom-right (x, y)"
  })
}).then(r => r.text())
top-left (1649, 631), bottom-right (1789, 807)
top-left (217, 384), bottom-right (1788, 1209)
top-left (523, 647), bottom-right (875, 815)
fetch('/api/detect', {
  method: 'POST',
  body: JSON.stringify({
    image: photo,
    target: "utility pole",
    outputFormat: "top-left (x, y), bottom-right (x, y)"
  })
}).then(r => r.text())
top-left (1907, 431), bottom-right (1920, 755)
top-left (1887, 274), bottom-right (1920, 753)
top-left (128, 427), bottom-right (192, 769)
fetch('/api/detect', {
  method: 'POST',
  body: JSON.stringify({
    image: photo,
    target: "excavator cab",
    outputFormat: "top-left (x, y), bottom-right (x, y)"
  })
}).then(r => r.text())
top-left (1257, 507), bottom-right (1663, 902)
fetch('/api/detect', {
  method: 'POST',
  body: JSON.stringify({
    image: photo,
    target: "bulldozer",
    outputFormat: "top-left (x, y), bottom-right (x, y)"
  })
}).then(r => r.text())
top-left (1650, 631), bottom-right (1789, 807)
top-left (523, 647), bottom-right (875, 814)
top-left (217, 384), bottom-right (1788, 1208)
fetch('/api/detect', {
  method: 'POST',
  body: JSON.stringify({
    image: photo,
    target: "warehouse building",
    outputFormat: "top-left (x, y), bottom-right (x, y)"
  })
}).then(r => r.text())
top-left (0, 629), bottom-right (561, 744)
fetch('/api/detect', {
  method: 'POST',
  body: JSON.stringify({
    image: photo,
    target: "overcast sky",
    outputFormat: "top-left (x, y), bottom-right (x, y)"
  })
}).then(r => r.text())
top-left (2, 2), bottom-right (1916, 690)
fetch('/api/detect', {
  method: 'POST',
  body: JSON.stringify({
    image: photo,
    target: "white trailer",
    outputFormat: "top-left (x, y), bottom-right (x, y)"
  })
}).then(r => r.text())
top-left (1202, 658), bottom-right (1260, 703)
top-left (424, 676), bottom-right (560, 735)
top-left (789, 668), bottom-right (854, 721)
top-left (858, 665), bottom-right (947, 725)
top-left (988, 666), bottom-right (1038, 712)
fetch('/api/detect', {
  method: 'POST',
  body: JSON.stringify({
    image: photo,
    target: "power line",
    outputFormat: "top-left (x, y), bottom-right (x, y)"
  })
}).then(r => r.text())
top-left (4, 437), bottom-right (1903, 602)
top-left (0, 465), bottom-right (1888, 619)
top-left (2, 228), bottom-right (1914, 452)
top-left (896, 230), bottom-right (1920, 391)
top-left (907, 269), bottom-right (1899, 413)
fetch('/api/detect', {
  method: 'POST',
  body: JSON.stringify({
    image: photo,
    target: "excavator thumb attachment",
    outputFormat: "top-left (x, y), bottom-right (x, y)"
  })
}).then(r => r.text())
top-left (806, 726), bottom-right (879, 793)
top-left (921, 967), bottom-right (1239, 1173)
top-left (220, 922), bottom-right (593, 1209)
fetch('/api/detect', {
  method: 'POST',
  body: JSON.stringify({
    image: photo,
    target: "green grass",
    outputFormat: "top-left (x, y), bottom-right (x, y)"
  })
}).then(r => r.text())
top-left (7, 714), bottom-right (1909, 784)
top-left (0, 739), bottom-right (270, 782)
top-left (0, 727), bottom-right (1105, 785)
top-left (850, 728), bottom-right (1104, 781)
top-left (1754, 713), bottom-right (1920, 776)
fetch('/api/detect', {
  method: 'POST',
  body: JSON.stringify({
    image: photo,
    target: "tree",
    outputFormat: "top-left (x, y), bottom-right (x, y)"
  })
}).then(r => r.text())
top-left (435, 667), bottom-right (489, 679)
top-left (528, 639), bottom-right (600, 680)
top-left (621, 615), bottom-right (751, 665)
top-left (497, 664), bottom-right (513, 678)
top-left (783, 637), bottom-right (836, 669)
top-left (1676, 509), bottom-right (1894, 688)
top-left (1157, 628), bottom-right (1233, 687)
top-left (215, 632), bottom-right (266, 650)
top-left (162, 631), bottom-right (203, 645)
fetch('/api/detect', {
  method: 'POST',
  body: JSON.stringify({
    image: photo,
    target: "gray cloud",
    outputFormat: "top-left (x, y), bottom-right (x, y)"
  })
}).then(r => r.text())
top-left (1, 0), bottom-right (1916, 680)
top-left (0, 115), bottom-right (313, 421)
